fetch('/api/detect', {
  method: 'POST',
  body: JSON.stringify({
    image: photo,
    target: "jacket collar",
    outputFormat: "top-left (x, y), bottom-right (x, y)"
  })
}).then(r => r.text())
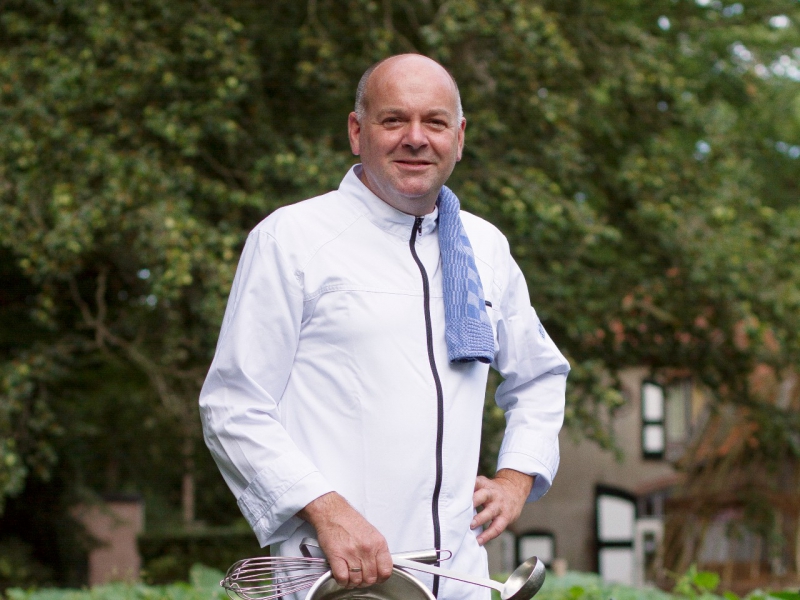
top-left (339, 164), bottom-right (439, 239)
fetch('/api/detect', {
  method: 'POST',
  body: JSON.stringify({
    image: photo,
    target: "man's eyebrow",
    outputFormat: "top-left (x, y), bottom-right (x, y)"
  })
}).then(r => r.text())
top-left (375, 107), bottom-right (455, 118)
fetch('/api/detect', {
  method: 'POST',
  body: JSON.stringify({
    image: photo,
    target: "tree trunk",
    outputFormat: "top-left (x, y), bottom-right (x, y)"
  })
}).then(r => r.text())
top-left (182, 433), bottom-right (195, 526)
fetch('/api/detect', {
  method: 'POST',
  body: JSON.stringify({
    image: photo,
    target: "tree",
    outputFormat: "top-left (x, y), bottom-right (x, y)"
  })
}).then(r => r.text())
top-left (1, 0), bottom-right (799, 572)
top-left (0, 0), bottom-right (267, 524)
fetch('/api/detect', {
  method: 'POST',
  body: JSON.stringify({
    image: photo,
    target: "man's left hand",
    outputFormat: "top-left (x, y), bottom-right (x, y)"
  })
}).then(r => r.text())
top-left (471, 469), bottom-right (534, 545)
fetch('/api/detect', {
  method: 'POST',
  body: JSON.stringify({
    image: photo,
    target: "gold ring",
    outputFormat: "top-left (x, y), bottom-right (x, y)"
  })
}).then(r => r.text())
top-left (349, 567), bottom-right (362, 573)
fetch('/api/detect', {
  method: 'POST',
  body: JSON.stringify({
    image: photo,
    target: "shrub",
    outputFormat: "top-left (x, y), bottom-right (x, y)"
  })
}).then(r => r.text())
top-left (4, 565), bottom-right (226, 600)
top-left (0, 538), bottom-right (53, 591)
top-left (138, 527), bottom-right (266, 584)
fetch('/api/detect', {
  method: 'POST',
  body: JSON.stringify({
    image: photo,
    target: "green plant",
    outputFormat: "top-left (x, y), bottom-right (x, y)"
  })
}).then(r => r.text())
top-left (0, 538), bottom-right (53, 591)
top-left (4, 564), bottom-right (226, 600)
top-left (671, 564), bottom-right (724, 600)
top-left (138, 527), bottom-right (266, 584)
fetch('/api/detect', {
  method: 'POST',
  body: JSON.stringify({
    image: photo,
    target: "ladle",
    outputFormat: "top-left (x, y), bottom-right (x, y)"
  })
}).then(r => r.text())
top-left (392, 555), bottom-right (546, 600)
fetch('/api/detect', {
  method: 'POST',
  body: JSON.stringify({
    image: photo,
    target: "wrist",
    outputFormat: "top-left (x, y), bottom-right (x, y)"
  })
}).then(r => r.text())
top-left (298, 492), bottom-right (349, 527)
top-left (495, 469), bottom-right (534, 499)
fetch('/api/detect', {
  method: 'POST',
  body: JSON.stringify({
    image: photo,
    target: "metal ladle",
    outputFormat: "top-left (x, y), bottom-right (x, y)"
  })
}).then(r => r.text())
top-left (392, 555), bottom-right (546, 600)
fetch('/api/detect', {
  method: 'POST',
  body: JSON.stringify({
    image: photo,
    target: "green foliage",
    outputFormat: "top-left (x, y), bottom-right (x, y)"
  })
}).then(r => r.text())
top-left (493, 568), bottom-right (798, 600)
top-left (0, 538), bottom-right (53, 590)
top-left (0, 345), bottom-right (66, 511)
top-left (672, 565), bottom-right (721, 600)
top-left (4, 565), bottom-right (226, 600)
top-left (491, 570), bottom-right (676, 600)
top-left (138, 527), bottom-right (266, 584)
top-left (765, 593), bottom-right (800, 600)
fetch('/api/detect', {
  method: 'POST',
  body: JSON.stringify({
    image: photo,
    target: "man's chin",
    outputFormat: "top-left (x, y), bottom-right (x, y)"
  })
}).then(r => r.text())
top-left (392, 176), bottom-right (442, 200)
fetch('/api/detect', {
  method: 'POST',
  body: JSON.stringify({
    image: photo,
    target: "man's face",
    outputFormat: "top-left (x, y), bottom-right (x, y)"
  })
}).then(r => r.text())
top-left (348, 56), bottom-right (466, 216)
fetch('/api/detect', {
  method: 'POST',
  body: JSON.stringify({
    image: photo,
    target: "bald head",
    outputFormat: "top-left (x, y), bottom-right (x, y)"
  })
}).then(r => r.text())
top-left (354, 54), bottom-right (463, 123)
top-left (346, 53), bottom-right (466, 215)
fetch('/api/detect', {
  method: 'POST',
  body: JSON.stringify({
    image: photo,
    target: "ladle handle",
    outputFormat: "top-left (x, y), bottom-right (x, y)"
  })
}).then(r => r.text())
top-left (392, 557), bottom-right (505, 594)
top-left (300, 537), bottom-right (445, 565)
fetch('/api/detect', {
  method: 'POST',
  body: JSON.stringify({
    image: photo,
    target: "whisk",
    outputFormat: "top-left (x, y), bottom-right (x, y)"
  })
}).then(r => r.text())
top-left (221, 555), bottom-right (331, 600)
top-left (220, 540), bottom-right (444, 600)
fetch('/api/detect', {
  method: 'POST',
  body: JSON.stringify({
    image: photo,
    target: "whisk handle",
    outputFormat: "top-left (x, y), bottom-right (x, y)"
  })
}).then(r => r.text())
top-left (300, 538), bottom-right (326, 559)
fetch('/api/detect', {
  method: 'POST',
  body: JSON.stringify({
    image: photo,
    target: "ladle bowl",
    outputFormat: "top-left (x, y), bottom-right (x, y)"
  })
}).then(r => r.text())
top-left (392, 555), bottom-right (546, 600)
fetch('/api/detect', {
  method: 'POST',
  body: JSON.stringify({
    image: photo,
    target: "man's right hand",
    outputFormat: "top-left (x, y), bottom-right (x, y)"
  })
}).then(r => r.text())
top-left (298, 492), bottom-right (393, 589)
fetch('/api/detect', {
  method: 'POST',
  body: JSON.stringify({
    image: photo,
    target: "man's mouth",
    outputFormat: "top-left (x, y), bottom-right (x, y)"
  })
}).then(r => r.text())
top-left (394, 160), bottom-right (434, 168)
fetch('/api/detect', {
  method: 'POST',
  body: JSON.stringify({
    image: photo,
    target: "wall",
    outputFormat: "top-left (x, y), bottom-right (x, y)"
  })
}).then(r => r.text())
top-left (72, 497), bottom-right (144, 585)
top-left (512, 367), bottom-right (677, 572)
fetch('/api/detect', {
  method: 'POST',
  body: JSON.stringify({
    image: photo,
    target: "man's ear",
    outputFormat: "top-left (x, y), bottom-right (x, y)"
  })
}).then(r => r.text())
top-left (348, 112), bottom-right (361, 156)
top-left (456, 117), bottom-right (466, 162)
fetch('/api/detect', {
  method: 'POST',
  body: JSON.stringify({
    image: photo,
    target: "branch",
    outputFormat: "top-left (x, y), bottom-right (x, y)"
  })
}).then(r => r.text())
top-left (68, 273), bottom-right (186, 417)
top-left (199, 150), bottom-right (249, 190)
top-left (95, 267), bottom-right (108, 330)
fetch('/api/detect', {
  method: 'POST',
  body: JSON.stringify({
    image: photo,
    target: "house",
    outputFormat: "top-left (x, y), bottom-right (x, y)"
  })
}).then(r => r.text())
top-left (485, 366), bottom-right (800, 594)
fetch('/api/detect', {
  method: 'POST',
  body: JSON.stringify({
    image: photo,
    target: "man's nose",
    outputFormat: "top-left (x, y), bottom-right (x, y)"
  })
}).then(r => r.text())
top-left (402, 121), bottom-right (428, 149)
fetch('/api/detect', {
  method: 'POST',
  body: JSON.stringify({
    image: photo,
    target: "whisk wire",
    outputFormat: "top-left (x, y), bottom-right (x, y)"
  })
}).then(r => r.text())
top-left (221, 556), bottom-right (334, 600)
top-left (221, 548), bottom-right (450, 600)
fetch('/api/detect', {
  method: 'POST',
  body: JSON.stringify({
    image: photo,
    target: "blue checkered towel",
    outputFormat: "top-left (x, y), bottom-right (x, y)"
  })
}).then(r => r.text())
top-left (438, 186), bottom-right (495, 364)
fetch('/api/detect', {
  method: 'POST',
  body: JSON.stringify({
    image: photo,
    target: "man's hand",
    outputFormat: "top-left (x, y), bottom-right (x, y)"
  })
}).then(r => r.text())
top-left (298, 492), bottom-right (393, 589)
top-left (471, 469), bottom-right (534, 545)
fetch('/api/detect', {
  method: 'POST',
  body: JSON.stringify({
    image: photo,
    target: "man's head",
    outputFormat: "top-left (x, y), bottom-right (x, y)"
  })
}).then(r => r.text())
top-left (348, 54), bottom-right (466, 216)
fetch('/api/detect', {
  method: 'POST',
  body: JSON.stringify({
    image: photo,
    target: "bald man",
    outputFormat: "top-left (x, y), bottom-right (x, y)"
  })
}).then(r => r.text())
top-left (200, 54), bottom-right (569, 600)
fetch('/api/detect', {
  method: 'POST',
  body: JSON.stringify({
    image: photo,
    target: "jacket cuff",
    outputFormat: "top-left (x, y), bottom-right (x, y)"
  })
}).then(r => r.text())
top-left (496, 451), bottom-right (554, 502)
top-left (238, 468), bottom-right (334, 547)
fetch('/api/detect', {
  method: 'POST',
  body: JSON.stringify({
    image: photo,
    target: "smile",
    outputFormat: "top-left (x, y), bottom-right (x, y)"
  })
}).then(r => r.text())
top-left (394, 160), bottom-right (434, 169)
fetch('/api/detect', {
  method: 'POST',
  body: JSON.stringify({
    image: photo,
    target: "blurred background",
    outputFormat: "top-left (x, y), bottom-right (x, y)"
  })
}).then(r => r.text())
top-left (1, 0), bottom-right (799, 596)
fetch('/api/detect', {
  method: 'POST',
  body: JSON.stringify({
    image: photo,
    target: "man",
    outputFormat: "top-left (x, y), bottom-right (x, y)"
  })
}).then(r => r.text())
top-left (199, 54), bottom-right (569, 600)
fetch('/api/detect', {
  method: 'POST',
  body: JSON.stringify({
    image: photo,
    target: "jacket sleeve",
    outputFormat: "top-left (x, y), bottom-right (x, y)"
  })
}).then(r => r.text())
top-left (199, 229), bottom-right (334, 547)
top-left (492, 249), bottom-right (570, 502)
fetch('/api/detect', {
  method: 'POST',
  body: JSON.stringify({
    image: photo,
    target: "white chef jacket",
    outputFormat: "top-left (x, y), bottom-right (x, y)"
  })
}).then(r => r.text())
top-left (199, 165), bottom-right (569, 600)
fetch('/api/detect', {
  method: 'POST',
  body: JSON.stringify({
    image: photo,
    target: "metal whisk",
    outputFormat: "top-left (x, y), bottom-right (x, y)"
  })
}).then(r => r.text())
top-left (221, 540), bottom-right (444, 600)
top-left (221, 555), bottom-right (331, 600)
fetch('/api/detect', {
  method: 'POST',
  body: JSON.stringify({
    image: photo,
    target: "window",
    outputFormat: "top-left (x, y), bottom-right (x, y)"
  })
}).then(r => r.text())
top-left (517, 531), bottom-right (555, 567)
top-left (596, 485), bottom-right (637, 585)
top-left (641, 381), bottom-right (665, 459)
top-left (642, 378), bottom-right (694, 460)
top-left (665, 379), bottom-right (691, 445)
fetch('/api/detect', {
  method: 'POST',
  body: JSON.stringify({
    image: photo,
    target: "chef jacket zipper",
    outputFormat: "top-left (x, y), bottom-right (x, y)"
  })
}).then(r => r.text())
top-left (410, 216), bottom-right (444, 598)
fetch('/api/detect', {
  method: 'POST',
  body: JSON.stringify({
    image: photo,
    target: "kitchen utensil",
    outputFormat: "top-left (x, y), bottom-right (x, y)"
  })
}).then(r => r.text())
top-left (305, 567), bottom-right (435, 600)
top-left (221, 544), bottom-right (444, 600)
top-left (392, 555), bottom-right (546, 600)
top-left (221, 555), bottom-right (330, 600)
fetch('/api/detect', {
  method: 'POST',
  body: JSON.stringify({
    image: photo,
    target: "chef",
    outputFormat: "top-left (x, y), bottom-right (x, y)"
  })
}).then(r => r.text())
top-left (199, 53), bottom-right (569, 600)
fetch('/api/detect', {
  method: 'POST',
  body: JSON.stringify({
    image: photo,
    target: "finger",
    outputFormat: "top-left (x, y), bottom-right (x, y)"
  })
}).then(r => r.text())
top-left (359, 555), bottom-right (378, 587)
top-left (347, 562), bottom-right (365, 589)
top-left (376, 547), bottom-right (394, 584)
top-left (471, 504), bottom-right (499, 529)
top-left (473, 485), bottom-right (493, 508)
top-left (476, 514), bottom-right (509, 546)
top-left (329, 557), bottom-right (351, 587)
top-left (474, 475), bottom-right (491, 491)
top-left (472, 497), bottom-right (504, 528)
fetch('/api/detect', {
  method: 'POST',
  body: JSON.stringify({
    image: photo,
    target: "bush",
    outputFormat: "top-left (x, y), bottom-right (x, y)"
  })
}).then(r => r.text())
top-left (4, 565), bottom-right (226, 600)
top-left (138, 527), bottom-right (267, 584)
top-left (0, 538), bottom-right (53, 591)
top-left (534, 572), bottom-right (674, 600)
top-left (492, 569), bottom-right (800, 600)
top-left (6, 565), bottom-right (800, 600)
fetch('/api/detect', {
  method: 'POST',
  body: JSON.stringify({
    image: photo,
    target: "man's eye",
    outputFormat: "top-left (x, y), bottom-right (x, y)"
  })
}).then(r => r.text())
top-left (428, 120), bottom-right (447, 129)
top-left (383, 118), bottom-right (402, 125)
